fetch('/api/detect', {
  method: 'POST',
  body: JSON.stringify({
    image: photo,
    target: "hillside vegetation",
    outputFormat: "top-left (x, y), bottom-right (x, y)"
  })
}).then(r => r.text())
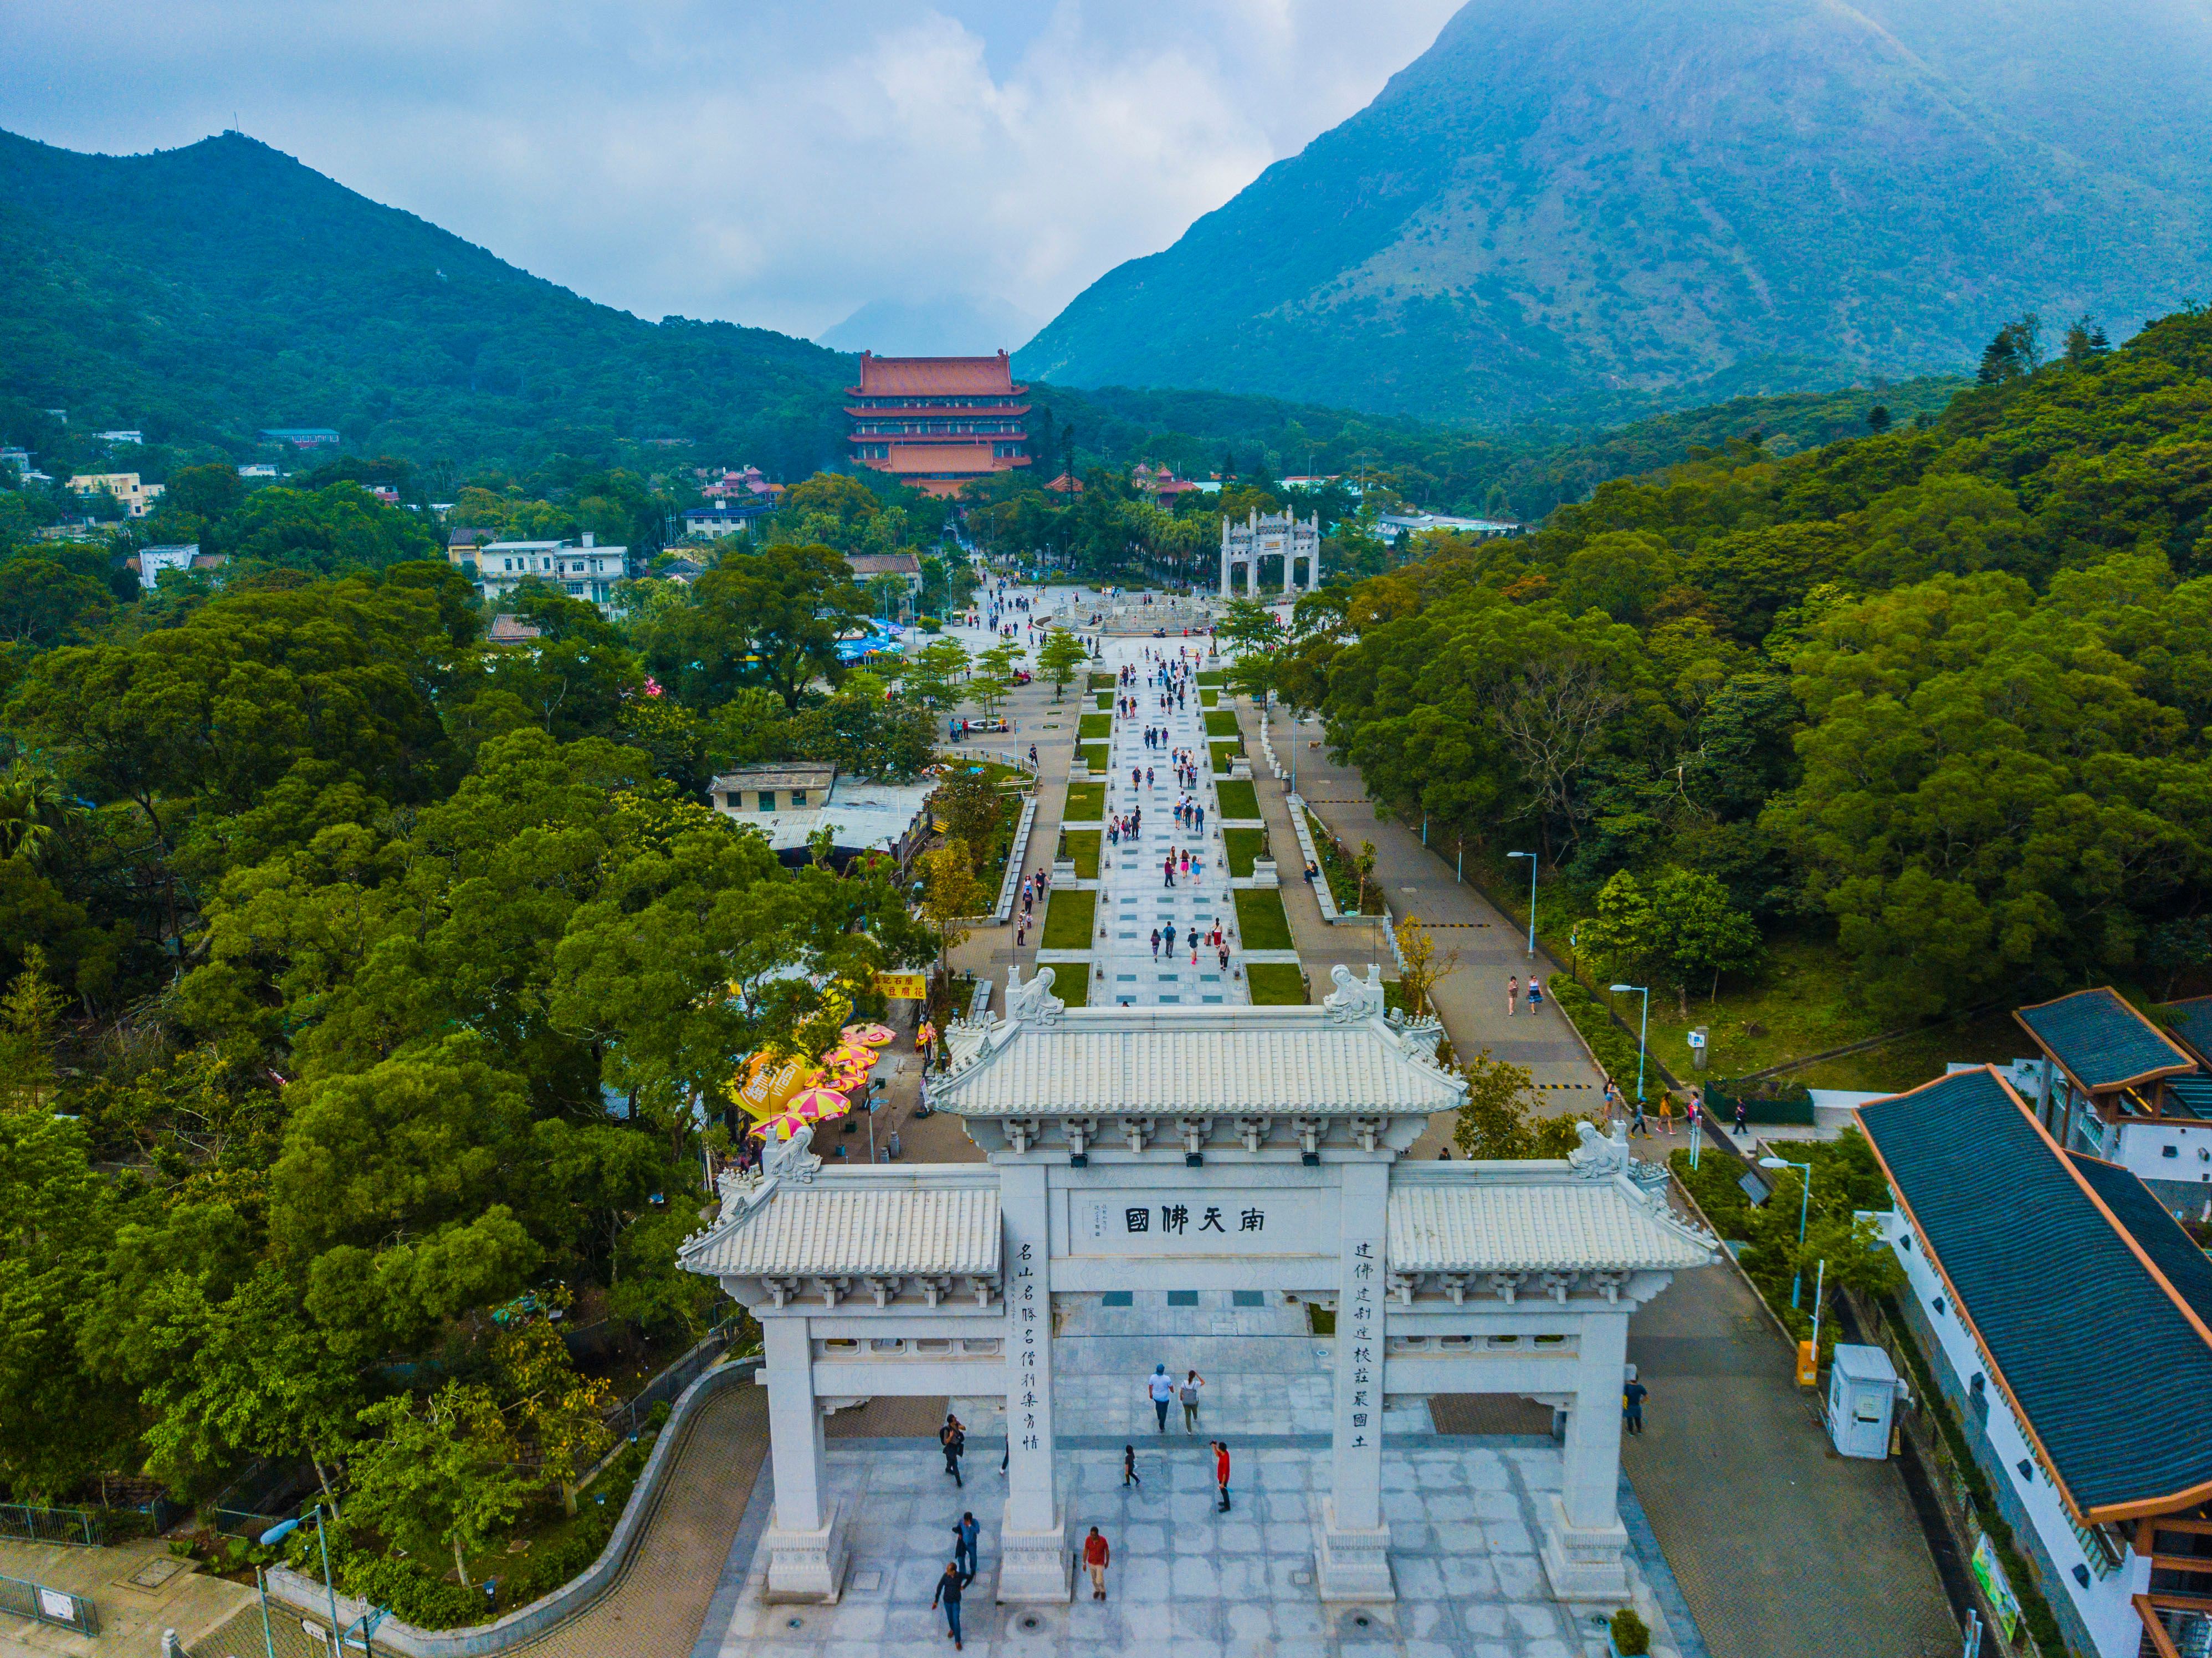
top-left (1256, 309), bottom-right (2212, 1027)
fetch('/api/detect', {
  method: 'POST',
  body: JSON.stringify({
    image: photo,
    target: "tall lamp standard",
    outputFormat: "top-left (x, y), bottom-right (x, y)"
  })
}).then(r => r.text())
top-left (1609, 984), bottom-right (1650, 1103)
top-left (1506, 851), bottom-right (1537, 956)
top-left (260, 1508), bottom-right (341, 1654)
top-left (1758, 1154), bottom-right (1815, 1309)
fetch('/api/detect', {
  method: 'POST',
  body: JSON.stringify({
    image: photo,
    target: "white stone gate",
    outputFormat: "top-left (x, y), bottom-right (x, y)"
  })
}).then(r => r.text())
top-left (681, 966), bottom-right (1713, 1606)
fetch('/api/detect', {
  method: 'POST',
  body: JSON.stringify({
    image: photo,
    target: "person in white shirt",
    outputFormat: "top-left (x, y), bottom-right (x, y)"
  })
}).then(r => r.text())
top-left (1179, 1369), bottom-right (1206, 1432)
top-left (1146, 1364), bottom-right (1175, 1433)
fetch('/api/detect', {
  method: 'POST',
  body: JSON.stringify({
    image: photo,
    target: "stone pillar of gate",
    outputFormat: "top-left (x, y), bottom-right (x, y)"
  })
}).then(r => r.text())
top-left (996, 1163), bottom-right (1071, 1601)
top-left (1539, 1307), bottom-right (1632, 1600)
top-left (1220, 519), bottom-right (1232, 601)
top-left (1317, 1160), bottom-right (1394, 1600)
top-left (759, 1316), bottom-right (849, 1601)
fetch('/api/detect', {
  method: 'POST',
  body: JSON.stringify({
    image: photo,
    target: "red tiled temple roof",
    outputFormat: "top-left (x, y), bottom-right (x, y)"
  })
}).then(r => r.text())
top-left (849, 351), bottom-right (1023, 397)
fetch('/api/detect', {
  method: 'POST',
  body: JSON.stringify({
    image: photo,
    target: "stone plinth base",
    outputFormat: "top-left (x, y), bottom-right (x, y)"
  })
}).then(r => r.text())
top-left (1314, 1498), bottom-right (1395, 1601)
top-left (1230, 759), bottom-right (1253, 779)
top-left (1252, 858), bottom-right (1279, 889)
top-left (995, 1502), bottom-right (1072, 1603)
top-left (1538, 1494), bottom-right (1630, 1601)
top-left (761, 1499), bottom-right (851, 1603)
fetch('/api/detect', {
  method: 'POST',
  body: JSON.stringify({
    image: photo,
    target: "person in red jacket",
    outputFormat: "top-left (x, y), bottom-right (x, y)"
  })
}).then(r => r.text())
top-left (1083, 1525), bottom-right (1110, 1600)
top-left (1213, 1440), bottom-right (1232, 1512)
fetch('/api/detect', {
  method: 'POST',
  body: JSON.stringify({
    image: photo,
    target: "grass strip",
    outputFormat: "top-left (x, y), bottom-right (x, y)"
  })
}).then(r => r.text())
top-left (1077, 713), bottom-right (1111, 741)
top-left (1080, 743), bottom-right (1108, 773)
top-left (1213, 779), bottom-right (1259, 819)
top-left (1236, 888), bottom-right (1293, 951)
top-left (1041, 889), bottom-right (1096, 950)
top-left (1247, 964), bottom-right (1307, 1004)
top-left (1203, 710), bottom-right (1241, 738)
top-left (1210, 740), bottom-right (1243, 773)
top-left (1225, 826), bottom-right (1269, 877)
top-left (1058, 830), bottom-right (1100, 879)
top-left (1063, 782), bottom-right (1105, 820)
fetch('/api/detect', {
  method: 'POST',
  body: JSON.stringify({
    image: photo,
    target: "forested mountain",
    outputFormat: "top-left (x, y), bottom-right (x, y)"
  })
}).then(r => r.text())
top-left (1019, 0), bottom-right (2212, 423)
top-left (0, 130), bottom-right (856, 479)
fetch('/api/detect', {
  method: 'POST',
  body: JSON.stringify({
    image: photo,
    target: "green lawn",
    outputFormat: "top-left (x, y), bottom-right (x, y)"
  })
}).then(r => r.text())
top-left (1041, 889), bottom-right (1096, 949)
top-left (1079, 743), bottom-right (1107, 773)
top-left (1248, 964), bottom-right (1308, 1004)
top-left (1097, 692), bottom-right (1113, 710)
top-left (1236, 889), bottom-right (1293, 951)
top-left (1210, 740), bottom-right (1243, 773)
top-left (1203, 710), bottom-right (1241, 739)
top-left (1048, 966), bottom-right (1089, 1007)
top-left (1077, 713), bottom-right (1111, 741)
top-left (1089, 673), bottom-right (1116, 690)
top-left (1063, 782), bottom-right (1104, 820)
top-left (1200, 689), bottom-right (1220, 707)
top-left (1214, 779), bottom-right (1259, 819)
top-left (1197, 670), bottom-right (1225, 687)
top-left (1225, 826), bottom-right (1270, 877)
top-left (1059, 830), bottom-right (1100, 879)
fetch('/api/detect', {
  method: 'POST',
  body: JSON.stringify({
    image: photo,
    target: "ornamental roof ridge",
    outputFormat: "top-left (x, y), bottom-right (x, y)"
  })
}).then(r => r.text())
top-left (927, 978), bottom-right (1468, 1117)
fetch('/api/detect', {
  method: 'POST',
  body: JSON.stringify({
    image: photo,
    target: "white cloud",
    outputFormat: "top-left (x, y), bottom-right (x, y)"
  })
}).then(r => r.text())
top-left (0, 0), bottom-right (1463, 336)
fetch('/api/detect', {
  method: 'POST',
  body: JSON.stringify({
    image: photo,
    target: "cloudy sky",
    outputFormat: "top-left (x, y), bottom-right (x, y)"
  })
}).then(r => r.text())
top-left (2, 1), bottom-right (1461, 345)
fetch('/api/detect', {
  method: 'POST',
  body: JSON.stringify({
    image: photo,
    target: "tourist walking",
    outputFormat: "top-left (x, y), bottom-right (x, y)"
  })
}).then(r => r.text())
top-left (1527, 976), bottom-right (1543, 1014)
top-left (933, 1560), bottom-right (965, 1649)
top-left (953, 1511), bottom-right (980, 1583)
top-left (1083, 1526), bottom-right (1111, 1600)
top-left (1507, 974), bottom-right (1519, 1015)
top-left (1733, 1099), bottom-right (1748, 1137)
top-left (1623, 1375), bottom-right (1649, 1436)
top-left (1147, 1364), bottom-right (1175, 1431)
top-left (1659, 1095), bottom-right (1676, 1137)
top-left (1601, 1078), bottom-right (1618, 1124)
top-left (940, 1414), bottom-right (965, 1487)
top-left (1212, 1440), bottom-right (1232, 1511)
top-left (1179, 1369), bottom-right (1205, 1431)
top-left (1123, 1444), bottom-right (1140, 1486)
top-left (1630, 1098), bottom-right (1650, 1139)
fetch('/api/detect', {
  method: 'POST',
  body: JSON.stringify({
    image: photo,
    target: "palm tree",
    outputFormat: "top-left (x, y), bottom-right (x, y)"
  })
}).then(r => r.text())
top-left (0, 763), bottom-right (78, 863)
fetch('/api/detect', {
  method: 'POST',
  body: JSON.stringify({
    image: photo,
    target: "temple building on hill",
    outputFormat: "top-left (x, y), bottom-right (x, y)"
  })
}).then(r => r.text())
top-left (846, 351), bottom-right (1031, 497)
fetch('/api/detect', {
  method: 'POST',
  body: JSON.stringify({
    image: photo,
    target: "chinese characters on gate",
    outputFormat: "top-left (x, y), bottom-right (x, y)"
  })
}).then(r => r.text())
top-left (1015, 1241), bottom-right (1041, 1453)
top-left (1124, 1204), bottom-right (1265, 1235)
top-left (1346, 1239), bottom-right (1376, 1447)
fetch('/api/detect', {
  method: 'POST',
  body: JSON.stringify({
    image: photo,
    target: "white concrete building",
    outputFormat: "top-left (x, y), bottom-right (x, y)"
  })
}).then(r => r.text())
top-left (708, 764), bottom-right (934, 867)
top-left (460, 534), bottom-right (631, 610)
top-left (1220, 510), bottom-right (1321, 600)
top-left (682, 965), bottom-right (1715, 1606)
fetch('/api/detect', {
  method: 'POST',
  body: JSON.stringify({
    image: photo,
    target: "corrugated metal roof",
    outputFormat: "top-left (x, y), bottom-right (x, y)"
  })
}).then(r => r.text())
top-left (684, 1182), bottom-right (1001, 1277)
top-left (930, 1012), bottom-right (1467, 1116)
top-left (1859, 1067), bottom-right (2212, 1518)
top-left (2015, 987), bottom-right (2191, 1091)
top-left (1387, 1181), bottom-right (1715, 1273)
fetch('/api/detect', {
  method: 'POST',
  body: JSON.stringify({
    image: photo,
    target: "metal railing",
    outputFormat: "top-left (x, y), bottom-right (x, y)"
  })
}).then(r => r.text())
top-left (0, 1502), bottom-right (103, 1547)
top-left (0, 1572), bottom-right (98, 1635)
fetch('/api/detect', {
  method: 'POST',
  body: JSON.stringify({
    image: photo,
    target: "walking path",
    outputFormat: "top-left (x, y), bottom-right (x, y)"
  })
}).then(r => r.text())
top-left (1089, 647), bottom-right (1244, 1009)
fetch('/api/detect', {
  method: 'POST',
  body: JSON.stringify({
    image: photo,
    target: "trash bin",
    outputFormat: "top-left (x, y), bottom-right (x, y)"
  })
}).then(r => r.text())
top-left (1826, 1343), bottom-right (1907, 1459)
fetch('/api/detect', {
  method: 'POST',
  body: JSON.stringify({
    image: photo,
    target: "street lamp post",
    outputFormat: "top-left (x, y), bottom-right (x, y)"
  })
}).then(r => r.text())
top-left (1609, 984), bottom-right (1650, 1102)
top-left (1506, 851), bottom-right (1537, 956)
top-left (260, 1507), bottom-right (342, 1655)
top-left (1759, 1154), bottom-right (1815, 1308)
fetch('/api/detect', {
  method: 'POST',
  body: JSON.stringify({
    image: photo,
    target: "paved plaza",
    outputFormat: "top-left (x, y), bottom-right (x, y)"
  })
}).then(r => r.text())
top-left (693, 1280), bottom-right (1699, 1657)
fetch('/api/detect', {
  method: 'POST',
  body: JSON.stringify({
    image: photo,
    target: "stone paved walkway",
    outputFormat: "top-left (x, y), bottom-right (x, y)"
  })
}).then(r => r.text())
top-left (1092, 645), bottom-right (1245, 1009)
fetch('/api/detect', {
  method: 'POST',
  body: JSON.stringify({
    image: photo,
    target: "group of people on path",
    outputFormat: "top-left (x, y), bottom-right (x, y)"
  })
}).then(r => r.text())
top-left (1503, 973), bottom-right (1545, 1015)
top-left (1012, 867), bottom-right (1051, 949)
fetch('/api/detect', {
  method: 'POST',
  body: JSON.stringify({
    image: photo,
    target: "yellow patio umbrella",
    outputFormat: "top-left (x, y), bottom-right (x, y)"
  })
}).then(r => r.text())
top-left (731, 1052), bottom-right (823, 1121)
top-left (820, 1042), bottom-right (876, 1071)
top-left (751, 1087), bottom-right (852, 1139)
top-left (843, 1022), bottom-right (898, 1048)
